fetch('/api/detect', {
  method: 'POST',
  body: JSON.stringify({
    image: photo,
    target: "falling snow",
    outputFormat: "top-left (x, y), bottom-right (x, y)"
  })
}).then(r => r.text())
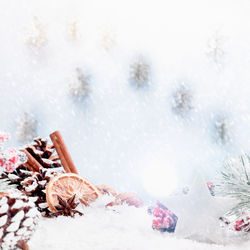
top-left (0, 0), bottom-right (250, 248)
top-left (0, 0), bottom-right (249, 211)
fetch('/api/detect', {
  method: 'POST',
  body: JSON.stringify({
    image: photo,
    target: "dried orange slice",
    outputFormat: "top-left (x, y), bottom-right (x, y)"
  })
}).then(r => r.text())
top-left (46, 173), bottom-right (100, 212)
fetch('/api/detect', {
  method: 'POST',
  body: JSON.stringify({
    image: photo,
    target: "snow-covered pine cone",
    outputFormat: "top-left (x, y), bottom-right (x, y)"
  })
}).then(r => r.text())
top-left (0, 192), bottom-right (40, 249)
top-left (0, 137), bottom-right (64, 217)
top-left (6, 168), bottom-right (60, 217)
top-left (25, 137), bottom-right (61, 169)
top-left (0, 180), bottom-right (18, 194)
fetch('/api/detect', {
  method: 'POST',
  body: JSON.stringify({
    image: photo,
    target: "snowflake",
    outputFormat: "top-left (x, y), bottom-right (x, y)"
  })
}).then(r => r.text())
top-left (25, 16), bottom-right (48, 49)
top-left (129, 56), bottom-right (150, 88)
top-left (66, 20), bottom-right (82, 41)
top-left (171, 84), bottom-right (193, 117)
top-left (69, 68), bottom-right (91, 101)
top-left (16, 112), bottom-right (38, 144)
top-left (206, 31), bottom-right (225, 67)
top-left (214, 116), bottom-right (231, 144)
top-left (99, 28), bottom-right (116, 51)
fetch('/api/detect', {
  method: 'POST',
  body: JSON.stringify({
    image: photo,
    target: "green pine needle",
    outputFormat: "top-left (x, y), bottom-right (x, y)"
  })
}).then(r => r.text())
top-left (217, 154), bottom-right (250, 232)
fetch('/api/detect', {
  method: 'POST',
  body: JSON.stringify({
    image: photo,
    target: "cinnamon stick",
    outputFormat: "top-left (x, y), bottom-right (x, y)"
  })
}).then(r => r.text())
top-left (49, 135), bottom-right (71, 173)
top-left (50, 131), bottom-right (78, 174)
top-left (22, 149), bottom-right (43, 172)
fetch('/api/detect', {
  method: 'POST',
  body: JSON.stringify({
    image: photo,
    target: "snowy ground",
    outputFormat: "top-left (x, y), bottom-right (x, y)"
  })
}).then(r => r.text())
top-left (29, 198), bottom-right (250, 250)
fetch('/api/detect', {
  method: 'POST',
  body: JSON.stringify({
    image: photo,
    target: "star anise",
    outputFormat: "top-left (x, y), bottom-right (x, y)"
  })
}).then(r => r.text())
top-left (52, 194), bottom-right (83, 217)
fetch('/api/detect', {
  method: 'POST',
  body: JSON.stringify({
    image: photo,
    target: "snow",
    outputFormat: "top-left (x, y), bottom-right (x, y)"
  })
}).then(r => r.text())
top-left (29, 199), bottom-right (250, 250)
top-left (164, 173), bottom-right (238, 245)
top-left (0, 2), bottom-right (250, 248)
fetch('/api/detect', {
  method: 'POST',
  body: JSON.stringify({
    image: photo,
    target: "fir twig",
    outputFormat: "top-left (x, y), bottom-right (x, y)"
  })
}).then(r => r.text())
top-left (217, 154), bottom-right (250, 232)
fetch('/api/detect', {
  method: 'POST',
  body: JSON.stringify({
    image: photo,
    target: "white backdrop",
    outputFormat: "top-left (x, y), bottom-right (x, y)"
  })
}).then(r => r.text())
top-left (0, 0), bottom-right (250, 201)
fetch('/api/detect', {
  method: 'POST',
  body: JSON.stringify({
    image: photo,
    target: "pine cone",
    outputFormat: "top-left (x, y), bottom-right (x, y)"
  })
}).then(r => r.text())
top-left (6, 168), bottom-right (61, 217)
top-left (25, 138), bottom-right (61, 169)
top-left (0, 192), bottom-right (40, 249)
top-left (1, 138), bottom-right (64, 217)
top-left (23, 168), bottom-right (60, 217)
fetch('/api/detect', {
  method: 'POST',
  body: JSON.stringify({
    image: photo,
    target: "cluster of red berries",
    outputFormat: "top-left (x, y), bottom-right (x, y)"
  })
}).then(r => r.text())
top-left (0, 132), bottom-right (27, 173)
top-left (149, 202), bottom-right (177, 233)
top-left (234, 213), bottom-right (250, 232)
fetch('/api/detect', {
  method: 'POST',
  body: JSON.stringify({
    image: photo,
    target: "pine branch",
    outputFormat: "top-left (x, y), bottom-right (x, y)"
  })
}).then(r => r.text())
top-left (216, 154), bottom-right (250, 231)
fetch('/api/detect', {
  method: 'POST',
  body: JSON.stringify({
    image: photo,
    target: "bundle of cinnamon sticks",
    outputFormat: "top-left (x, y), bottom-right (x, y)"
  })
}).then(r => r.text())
top-left (23, 130), bottom-right (78, 174)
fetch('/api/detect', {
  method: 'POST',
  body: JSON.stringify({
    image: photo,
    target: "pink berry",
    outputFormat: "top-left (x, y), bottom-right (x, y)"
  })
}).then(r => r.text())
top-left (153, 219), bottom-right (163, 229)
top-left (3, 162), bottom-right (15, 173)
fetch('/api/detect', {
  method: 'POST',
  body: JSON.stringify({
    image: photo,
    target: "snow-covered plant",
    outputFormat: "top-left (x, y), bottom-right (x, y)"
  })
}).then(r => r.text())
top-left (214, 116), bottom-right (231, 144)
top-left (129, 56), bottom-right (150, 88)
top-left (25, 16), bottom-right (48, 49)
top-left (66, 20), bottom-right (82, 41)
top-left (99, 28), bottom-right (116, 51)
top-left (206, 31), bottom-right (225, 68)
top-left (69, 68), bottom-right (91, 101)
top-left (216, 155), bottom-right (250, 232)
top-left (16, 112), bottom-right (38, 144)
top-left (171, 84), bottom-right (193, 117)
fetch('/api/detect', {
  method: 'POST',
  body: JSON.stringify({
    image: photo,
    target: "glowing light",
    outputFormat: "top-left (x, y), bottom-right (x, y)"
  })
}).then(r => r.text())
top-left (142, 162), bottom-right (178, 198)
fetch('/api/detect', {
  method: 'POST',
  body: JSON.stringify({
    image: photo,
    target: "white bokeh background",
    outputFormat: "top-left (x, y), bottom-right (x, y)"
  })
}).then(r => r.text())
top-left (0, 0), bottom-right (250, 201)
